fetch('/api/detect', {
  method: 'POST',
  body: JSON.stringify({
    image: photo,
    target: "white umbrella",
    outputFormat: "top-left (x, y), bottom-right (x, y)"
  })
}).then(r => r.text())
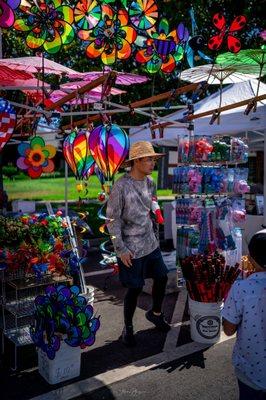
top-left (180, 64), bottom-right (259, 123)
top-left (180, 64), bottom-right (258, 85)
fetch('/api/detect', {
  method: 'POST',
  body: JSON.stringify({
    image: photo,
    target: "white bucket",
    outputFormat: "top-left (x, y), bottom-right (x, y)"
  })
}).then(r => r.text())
top-left (188, 297), bottom-right (223, 344)
top-left (38, 341), bottom-right (81, 384)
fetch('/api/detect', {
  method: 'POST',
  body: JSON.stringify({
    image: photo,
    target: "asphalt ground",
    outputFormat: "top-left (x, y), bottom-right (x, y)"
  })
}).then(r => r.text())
top-left (0, 245), bottom-right (238, 400)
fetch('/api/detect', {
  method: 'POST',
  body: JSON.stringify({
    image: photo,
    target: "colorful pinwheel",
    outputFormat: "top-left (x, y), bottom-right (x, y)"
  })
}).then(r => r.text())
top-left (89, 123), bottom-right (129, 183)
top-left (63, 130), bottom-right (95, 180)
top-left (30, 285), bottom-right (100, 359)
top-left (14, 0), bottom-right (75, 54)
top-left (78, 4), bottom-right (137, 65)
top-left (129, 0), bottom-right (158, 30)
top-left (135, 18), bottom-right (184, 74)
top-left (208, 13), bottom-right (247, 54)
top-left (0, 0), bottom-right (20, 28)
top-left (16, 136), bottom-right (56, 178)
top-left (0, 98), bottom-right (16, 153)
top-left (74, 0), bottom-right (102, 31)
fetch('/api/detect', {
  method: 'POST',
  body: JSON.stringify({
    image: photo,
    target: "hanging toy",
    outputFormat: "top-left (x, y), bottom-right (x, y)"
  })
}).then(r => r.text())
top-left (195, 138), bottom-right (213, 161)
top-left (151, 196), bottom-right (164, 224)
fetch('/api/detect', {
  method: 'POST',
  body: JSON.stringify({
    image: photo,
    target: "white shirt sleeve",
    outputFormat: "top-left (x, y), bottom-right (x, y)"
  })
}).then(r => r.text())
top-left (222, 282), bottom-right (243, 325)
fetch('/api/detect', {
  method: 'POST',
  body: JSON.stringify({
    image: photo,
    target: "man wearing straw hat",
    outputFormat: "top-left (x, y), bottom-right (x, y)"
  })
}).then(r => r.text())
top-left (222, 229), bottom-right (266, 399)
top-left (106, 141), bottom-right (170, 347)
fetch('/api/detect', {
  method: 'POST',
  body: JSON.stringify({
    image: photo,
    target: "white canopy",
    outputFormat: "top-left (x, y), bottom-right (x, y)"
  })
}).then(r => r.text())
top-left (129, 79), bottom-right (266, 148)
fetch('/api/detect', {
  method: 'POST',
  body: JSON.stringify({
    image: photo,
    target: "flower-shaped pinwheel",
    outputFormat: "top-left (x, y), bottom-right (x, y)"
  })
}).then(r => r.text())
top-left (0, 0), bottom-right (20, 28)
top-left (16, 136), bottom-right (56, 178)
top-left (30, 285), bottom-right (100, 359)
top-left (14, 0), bottom-right (75, 54)
top-left (135, 18), bottom-right (184, 74)
top-left (78, 4), bottom-right (137, 65)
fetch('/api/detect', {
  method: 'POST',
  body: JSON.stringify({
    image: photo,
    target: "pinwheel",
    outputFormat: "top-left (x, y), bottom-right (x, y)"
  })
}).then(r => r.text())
top-left (16, 136), bottom-right (56, 178)
top-left (14, 0), bottom-right (75, 54)
top-left (31, 284), bottom-right (100, 359)
top-left (78, 4), bottom-right (137, 65)
top-left (135, 18), bottom-right (184, 74)
top-left (0, 0), bottom-right (20, 28)
top-left (74, 0), bottom-right (101, 31)
top-left (89, 123), bottom-right (129, 183)
top-left (208, 13), bottom-right (247, 54)
top-left (0, 98), bottom-right (16, 153)
top-left (63, 130), bottom-right (95, 181)
top-left (129, 0), bottom-right (158, 30)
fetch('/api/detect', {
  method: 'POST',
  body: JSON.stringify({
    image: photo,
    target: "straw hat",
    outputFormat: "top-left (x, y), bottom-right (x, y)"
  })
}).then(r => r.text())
top-left (122, 141), bottom-right (165, 168)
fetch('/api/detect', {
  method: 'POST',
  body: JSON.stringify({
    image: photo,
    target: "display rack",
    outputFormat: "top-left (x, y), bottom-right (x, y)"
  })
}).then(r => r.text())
top-left (0, 215), bottom-right (85, 370)
top-left (0, 271), bottom-right (73, 370)
top-left (173, 135), bottom-right (249, 284)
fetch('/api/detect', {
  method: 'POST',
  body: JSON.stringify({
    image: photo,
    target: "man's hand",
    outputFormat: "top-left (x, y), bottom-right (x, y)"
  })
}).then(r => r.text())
top-left (120, 251), bottom-right (133, 267)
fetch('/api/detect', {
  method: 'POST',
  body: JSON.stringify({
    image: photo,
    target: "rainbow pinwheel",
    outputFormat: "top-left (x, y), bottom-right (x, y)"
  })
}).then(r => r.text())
top-left (30, 285), bottom-right (100, 359)
top-left (135, 18), bottom-right (184, 74)
top-left (0, 98), bottom-right (16, 153)
top-left (16, 136), bottom-right (56, 178)
top-left (63, 130), bottom-right (95, 180)
top-left (78, 4), bottom-right (137, 65)
top-left (0, 0), bottom-right (20, 28)
top-left (89, 123), bottom-right (129, 182)
top-left (14, 0), bottom-right (75, 54)
top-left (74, 0), bottom-right (101, 31)
top-left (129, 0), bottom-right (158, 30)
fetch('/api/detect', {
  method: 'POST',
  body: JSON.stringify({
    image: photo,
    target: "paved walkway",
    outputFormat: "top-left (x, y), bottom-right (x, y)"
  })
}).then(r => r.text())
top-left (0, 249), bottom-right (238, 400)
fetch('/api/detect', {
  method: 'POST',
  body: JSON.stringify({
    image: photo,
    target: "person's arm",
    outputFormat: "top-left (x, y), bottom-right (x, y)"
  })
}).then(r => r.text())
top-left (222, 282), bottom-right (243, 336)
top-left (223, 319), bottom-right (238, 336)
top-left (106, 183), bottom-right (132, 265)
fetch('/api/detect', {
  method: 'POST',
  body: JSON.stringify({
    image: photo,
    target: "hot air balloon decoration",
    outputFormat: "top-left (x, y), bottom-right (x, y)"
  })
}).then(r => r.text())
top-left (88, 123), bottom-right (129, 192)
top-left (63, 129), bottom-right (95, 193)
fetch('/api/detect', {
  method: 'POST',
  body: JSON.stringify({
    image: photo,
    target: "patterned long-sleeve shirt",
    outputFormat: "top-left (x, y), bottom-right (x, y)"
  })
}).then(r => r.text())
top-left (106, 174), bottom-right (159, 259)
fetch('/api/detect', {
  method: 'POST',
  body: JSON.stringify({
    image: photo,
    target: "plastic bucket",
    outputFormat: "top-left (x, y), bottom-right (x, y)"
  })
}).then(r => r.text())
top-left (188, 297), bottom-right (223, 344)
top-left (38, 341), bottom-right (81, 384)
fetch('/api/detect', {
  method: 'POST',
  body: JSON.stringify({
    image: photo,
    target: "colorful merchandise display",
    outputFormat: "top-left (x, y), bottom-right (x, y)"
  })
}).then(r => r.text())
top-left (175, 135), bottom-right (249, 306)
top-left (177, 136), bottom-right (248, 164)
top-left (30, 284), bottom-right (100, 360)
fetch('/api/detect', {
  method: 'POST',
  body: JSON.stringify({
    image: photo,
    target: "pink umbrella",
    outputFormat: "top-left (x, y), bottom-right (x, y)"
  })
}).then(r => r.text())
top-left (50, 85), bottom-right (126, 105)
top-left (0, 56), bottom-right (79, 75)
top-left (2, 78), bottom-right (126, 105)
top-left (0, 65), bottom-right (33, 82)
top-left (68, 70), bottom-right (149, 86)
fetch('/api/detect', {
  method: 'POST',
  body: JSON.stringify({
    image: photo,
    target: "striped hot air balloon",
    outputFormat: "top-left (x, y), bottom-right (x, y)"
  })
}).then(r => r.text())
top-left (88, 123), bottom-right (129, 183)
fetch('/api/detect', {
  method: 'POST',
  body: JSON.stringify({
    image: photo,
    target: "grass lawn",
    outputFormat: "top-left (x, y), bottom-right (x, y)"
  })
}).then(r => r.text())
top-left (3, 171), bottom-right (173, 201)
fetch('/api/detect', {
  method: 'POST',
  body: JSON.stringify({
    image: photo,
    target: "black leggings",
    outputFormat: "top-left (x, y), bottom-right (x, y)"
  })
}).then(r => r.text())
top-left (124, 275), bottom-right (168, 327)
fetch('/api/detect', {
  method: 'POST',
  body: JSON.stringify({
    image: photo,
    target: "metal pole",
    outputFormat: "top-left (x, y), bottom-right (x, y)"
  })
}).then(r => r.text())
top-left (64, 161), bottom-right (68, 217)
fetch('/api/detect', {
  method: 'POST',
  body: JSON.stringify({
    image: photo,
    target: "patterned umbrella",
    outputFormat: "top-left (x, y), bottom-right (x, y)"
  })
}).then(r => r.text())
top-left (68, 69), bottom-right (149, 85)
top-left (216, 48), bottom-right (266, 79)
top-left (180, 64), bottom-right (258, 85)
top-left (0, 56), bottom-right (79, 75)
top-left (0, 65), bottom-right (33, 82)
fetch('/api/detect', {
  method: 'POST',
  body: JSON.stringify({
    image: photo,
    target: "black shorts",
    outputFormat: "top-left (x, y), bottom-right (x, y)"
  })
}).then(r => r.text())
top-left (117, 247), bottom-right (168, 289)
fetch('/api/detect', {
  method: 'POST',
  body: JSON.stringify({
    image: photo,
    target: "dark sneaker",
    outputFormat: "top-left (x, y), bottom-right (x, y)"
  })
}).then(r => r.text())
top-left (145, 310), bottom-right (171, 332)
top-left (121, 326), bottom-right (136, 347)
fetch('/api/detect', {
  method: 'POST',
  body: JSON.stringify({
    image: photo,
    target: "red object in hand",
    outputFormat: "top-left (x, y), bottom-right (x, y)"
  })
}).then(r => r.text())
top-left (151, 196), bottom-right (164, 224)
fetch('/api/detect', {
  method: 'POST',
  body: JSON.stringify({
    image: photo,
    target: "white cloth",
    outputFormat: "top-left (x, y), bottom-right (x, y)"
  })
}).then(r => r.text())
top-left (222, 272), bottom-right (266, 390)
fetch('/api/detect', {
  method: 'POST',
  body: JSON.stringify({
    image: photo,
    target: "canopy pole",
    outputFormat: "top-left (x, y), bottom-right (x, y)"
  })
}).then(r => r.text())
top-left (263, 130), bottom-right (266, 228)
top-left (64, 161), bottom-right (68, 217)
